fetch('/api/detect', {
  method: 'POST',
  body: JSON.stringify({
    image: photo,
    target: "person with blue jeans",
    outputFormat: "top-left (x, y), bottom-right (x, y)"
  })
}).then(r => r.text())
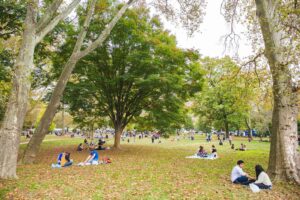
top-left (231, 160), bottom-right (254, 185)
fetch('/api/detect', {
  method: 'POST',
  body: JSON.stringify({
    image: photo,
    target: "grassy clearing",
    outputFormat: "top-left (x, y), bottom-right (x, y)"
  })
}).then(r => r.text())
top-left (1, 135), bottom-right (299, 200)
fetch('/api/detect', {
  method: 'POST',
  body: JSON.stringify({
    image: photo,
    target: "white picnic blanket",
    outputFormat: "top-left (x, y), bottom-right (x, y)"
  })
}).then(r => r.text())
top-left (186, 154), bottom-right (218, 160)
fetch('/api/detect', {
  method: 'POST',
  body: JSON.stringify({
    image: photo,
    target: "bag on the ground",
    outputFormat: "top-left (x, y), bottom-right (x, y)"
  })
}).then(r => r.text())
top-left (103, 157), bottom-right (112, 164)
top-left (249, 183), bottom-right (260, 193)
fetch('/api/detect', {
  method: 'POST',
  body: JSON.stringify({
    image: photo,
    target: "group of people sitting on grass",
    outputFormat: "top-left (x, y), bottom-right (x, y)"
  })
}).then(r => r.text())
top-left (52, 146), bottom-right (111, 168)
top-left (229, 143), bottom-right (247, 151)
top-left (51, 152), bottom-right (73, 168)
top-left (236, 143), bottom-right (247, 151)
top-left (77, 138), bottom-right (110, 152)
top-left (231, 160), bottom-right (272, 190)
top-left (196, 145), bottom-right (218, 158)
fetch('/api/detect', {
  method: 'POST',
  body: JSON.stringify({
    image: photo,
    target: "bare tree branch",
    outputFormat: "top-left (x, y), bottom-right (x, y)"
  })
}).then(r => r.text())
top-left (35, 0), bottom-right (81, 44)
top-left (220, 0), bottom-right (241, 54)
top-left (242, 49), bottom-right (265, 67)
top-left (242, 49), bottom-right (265, 86)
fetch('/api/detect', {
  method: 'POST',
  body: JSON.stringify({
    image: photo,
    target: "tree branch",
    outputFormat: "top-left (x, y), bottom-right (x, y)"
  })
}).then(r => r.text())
top-left (35, 0), bottom-right (81, 44)
top-left (77, 0), bottom-right (137, 59)
top-left (220, 0), bottom-right (241, 53)
top-left (72, 0), bottom-right (97, 54)
top-left (36, 0), bottom-right (63, 33)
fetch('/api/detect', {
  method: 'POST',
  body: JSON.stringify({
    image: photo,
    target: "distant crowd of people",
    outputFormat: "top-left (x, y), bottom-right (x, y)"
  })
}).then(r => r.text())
top-left (48, 128), bottom-right (277, 194)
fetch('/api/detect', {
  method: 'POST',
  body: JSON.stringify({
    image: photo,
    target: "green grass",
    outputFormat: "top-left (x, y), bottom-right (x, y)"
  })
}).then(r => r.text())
top-left (0, 135), bottom-right (299, 199)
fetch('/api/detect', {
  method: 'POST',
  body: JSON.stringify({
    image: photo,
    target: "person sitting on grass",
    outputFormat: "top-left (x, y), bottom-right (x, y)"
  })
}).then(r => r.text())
top-left (78, 146), bottom-right (99, 166)
top-left (84, 138), bottom-right (88, 145)
top-left (219, 139), bottom-right (223, 146)
top-left (231, 144), bottom-right (235, 150)
top-left (52, 152), bottom-right (73, 168)
top-left (236, 143), bottom-right (246, 151)
top-left (253, 165), bottom-right (272, 189)
top-left (211, 145), bottom-right (217, 158)
top-left (77, 143), bottom-right (84, 151)
top-left (231, 160), bottom-right (254, 185)
top-left (96, 139), bottom-right (110, 150)
top-left (197, 146), bottom-right (207, 157)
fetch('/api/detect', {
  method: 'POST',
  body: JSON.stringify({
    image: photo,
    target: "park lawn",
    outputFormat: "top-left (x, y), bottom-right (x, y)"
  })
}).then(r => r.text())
top-left (1, 135), bottom-right (299, 200)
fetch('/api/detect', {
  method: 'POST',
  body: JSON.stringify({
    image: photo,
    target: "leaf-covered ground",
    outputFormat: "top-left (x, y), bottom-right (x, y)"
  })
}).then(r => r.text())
top-left (1, 135), bottom-right (299, 200)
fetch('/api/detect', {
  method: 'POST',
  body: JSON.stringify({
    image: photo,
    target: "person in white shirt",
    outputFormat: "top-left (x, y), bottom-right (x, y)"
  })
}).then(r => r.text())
top-left (231, 160), bottom-right (253, 185)
top-left (254, 165), bottom-right (272, 189)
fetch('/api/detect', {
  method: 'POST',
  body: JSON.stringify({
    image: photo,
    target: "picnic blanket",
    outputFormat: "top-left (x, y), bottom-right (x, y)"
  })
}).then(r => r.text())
top-left (186, 154), bottom-right (218, 160)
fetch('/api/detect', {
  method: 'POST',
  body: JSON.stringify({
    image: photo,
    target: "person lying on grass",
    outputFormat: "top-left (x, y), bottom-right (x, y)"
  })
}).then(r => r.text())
top-left (78, 146), bottom-right (99, 166)
top-left (231, 160), bottom-right (255, 185)
top-left (51, 152), bottom-right (73, 168)
top-left (253, 164), bottom-right (272, 189)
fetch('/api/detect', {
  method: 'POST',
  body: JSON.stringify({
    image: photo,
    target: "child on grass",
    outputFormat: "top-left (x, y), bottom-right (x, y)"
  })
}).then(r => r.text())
top-left (51, 152), bottom-right (73, 168)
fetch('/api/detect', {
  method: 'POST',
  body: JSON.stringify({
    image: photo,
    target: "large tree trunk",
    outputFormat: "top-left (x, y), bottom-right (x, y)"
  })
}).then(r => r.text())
top-left (224, 120), bottom-right (229, 139)
top-left (22, 0), bottom-right (135, 163)
top-left (245, 117), bottom-right (252, 139)
top-left (0, 2), bottom-right (37, 179)
top-left (22, 58), bottom-right (78, 163)
top-left (255, 0), bottom-right (300, 184)
top-left (223, 112), bottom-right (229, 138)
top-left (114, 124), bottom-right (124, 149)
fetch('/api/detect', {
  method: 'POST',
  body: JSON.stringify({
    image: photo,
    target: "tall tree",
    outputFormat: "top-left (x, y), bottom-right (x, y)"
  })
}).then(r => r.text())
top-left (222, 0), bottom-right (300, 183)
top-left (195, 57), bottom-right (252, 138)
top-left (23, 0), bottom-right (137, 163)
top-left (0, 0), bottom-right (26, 123)
top-left (61, 7), bottom-right (202, 148)
top-left (255, 0), bottom-right (300, 183)
top-left (0, 0), bottom-right (81, 179)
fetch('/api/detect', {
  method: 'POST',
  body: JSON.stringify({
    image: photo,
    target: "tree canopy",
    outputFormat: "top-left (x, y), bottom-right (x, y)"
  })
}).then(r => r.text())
top-left (195, 57), bottom-right (254, 137)
top-left (59, 7), bottom-right (202, 147)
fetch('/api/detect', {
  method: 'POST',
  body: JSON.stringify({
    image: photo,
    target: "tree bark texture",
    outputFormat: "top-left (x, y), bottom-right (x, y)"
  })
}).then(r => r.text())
top-left (255, 0), bottom-right (300, 184)
top-left (0, 0), bottom-right (81, 177)
top-left (0, 1), bottom-right (37, 178)
top-left (23, 0), bottom-right (137, 163)
top-left (114, 125), bottom-right (124, 149)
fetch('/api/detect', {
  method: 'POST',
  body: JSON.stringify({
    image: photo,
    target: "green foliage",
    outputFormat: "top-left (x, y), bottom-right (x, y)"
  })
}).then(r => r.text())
top-left (59, 7), bottom-right (202, 133)
top-left (0, 0), bottom-right (25, 122)
top-left (34, 111), bottom-right (56, 131)
top-left (0, 0), bottom-right (26, 39)
top-left (195, 57), bottom-right (252, 134)
top-left (0, 80), bottom-right (10, 121)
